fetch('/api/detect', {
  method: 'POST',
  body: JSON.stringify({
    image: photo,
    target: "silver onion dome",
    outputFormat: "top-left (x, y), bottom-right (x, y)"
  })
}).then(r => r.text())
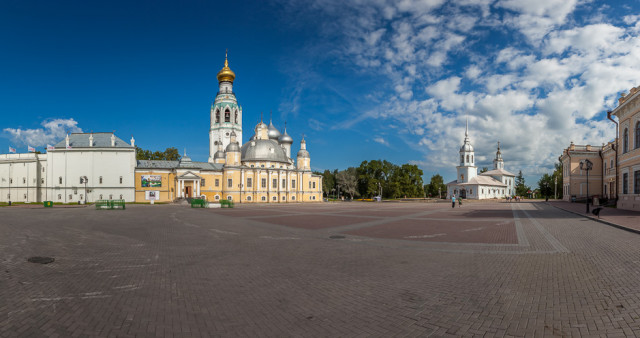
top-left (267, 121), bottom-right (281, 140)
top-left (241, 139), bottom-right (289, 163)
top-left (226, 141), bottom-right (241, 153)
top-left (297, 149), bottom-right (310, 158)
top-left (279, 129), bottom-right (293, 144)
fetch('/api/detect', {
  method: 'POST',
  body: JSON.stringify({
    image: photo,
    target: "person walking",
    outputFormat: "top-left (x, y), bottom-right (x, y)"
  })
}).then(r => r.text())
top-left (452, 195), bottom-right (456, 208)
top-left (458, 196), bottom-right (462, 207)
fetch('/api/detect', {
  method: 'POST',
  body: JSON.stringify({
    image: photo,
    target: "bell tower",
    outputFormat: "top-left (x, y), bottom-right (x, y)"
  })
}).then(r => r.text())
top-left (209, 51), bottom-right (243, 163)
top-left (456, 120), bottom-right (477, 183)
top-left (493, 141), bottom-right (504, 170)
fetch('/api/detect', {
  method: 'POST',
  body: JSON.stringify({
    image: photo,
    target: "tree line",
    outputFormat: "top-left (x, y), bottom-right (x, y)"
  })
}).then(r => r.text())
top-left (136, 147), bottom-right (181, 161)
top-left (318, 160), bottom-right (450, 199)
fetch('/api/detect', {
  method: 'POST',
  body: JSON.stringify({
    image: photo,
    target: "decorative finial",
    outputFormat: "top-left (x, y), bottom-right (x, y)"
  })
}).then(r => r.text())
top-left (224, 49), bottom-right (228, 67)
top-left (260, 111), bottom-right (263, 123)
top-left (284, 121), bottom-right (287, 131)
top-left (465, 118), bottom-right (468, 137)
top-left (270, 110), bottom-right (273, 123)
top-left (184, 148), bottom-right (187, 157)
top-left (497, 141), bottom-right (500, 149)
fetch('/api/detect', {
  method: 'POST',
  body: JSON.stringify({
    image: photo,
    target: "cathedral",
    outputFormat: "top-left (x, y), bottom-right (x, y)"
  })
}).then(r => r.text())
top-left (0, 54), bottom-right (323, 204)
top-left (446, 122), bottom-right (516, 199)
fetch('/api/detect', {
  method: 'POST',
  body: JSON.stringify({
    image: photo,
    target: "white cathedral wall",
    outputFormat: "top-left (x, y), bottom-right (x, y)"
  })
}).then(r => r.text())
top-left (46, 149), bottom-right (136, 203)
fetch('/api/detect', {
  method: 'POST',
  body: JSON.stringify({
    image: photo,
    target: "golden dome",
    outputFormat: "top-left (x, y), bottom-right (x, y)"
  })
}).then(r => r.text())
top-left (217, 51), bottom-right (235, 83)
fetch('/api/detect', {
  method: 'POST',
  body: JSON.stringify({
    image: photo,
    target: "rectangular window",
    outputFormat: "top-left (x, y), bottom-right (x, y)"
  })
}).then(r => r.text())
top-left (272, 178), bottom-right (277, 189)
top-left (312, 182), bottom-right (316, 189)
top-left (119, 176), bottom-right (123, 184)
top-left (201, 179), bottom-right (206, 187)
top-left (80, 177), bottom-right (83, 184)
top-left (623, 173), bottom-right (629, 194)
top-left (292, 179), bottom-right (296, 189)
top-left (99, 177), bottom-right (103, 184)
top-left (215, 179), bottom-right (219, 187)
top-left (261, 178), bottom-right (267, 188)
top-left (635, 171), bottom-right (640, 194)
top-left (282, 179), bottom-right (286, 189)
top-left (309, 181), bottom-right (311, 189)
top-left (58, 177), bottom-right (62, 184)
top-left (227, 179), bottom-right (232, 188)
top-left (247, 178), bottom-right (252, 188)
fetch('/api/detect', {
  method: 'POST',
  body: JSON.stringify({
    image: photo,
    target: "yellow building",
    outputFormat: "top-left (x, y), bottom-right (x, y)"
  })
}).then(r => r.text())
top-left (612, 86), bottom-right (640, 211)
top-left (135, 54), bottom-right (322, 203)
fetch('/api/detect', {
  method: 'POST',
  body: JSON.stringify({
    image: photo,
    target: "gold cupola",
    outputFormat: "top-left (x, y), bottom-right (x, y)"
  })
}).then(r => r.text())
top-left (217, 51), bottom-right (236, 83)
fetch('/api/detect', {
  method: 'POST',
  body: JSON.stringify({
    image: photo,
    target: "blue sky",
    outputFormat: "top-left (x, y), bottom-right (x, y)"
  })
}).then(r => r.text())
top-left (2, 0), bottom-right (640, 186)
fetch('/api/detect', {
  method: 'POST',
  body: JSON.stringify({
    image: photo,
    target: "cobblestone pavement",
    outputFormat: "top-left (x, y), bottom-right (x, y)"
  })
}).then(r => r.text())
top-left (549, 200), bottom-right (640, 233)
top-left (2, 201), bottom-right (640, 337)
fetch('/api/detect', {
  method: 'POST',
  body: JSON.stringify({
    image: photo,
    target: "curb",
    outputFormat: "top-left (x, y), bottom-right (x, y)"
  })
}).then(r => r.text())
top-left (548, 203), bottom-right (640, 235)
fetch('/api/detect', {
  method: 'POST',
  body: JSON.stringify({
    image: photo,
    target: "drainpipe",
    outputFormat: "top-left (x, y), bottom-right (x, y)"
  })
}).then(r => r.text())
top-left (598, 149), bottom-right (603, 201)
top-left (607, 111), bottom-right (619, 202)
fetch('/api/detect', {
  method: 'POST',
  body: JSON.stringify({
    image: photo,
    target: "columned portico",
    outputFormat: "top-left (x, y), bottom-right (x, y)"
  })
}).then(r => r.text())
top-left (177, 171), bottom-right (202, 198)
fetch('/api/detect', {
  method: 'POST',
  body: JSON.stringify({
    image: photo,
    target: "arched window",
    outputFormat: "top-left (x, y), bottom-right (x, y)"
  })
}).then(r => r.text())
top-left (225, 109), bottom-right (230, 122)
top-left (227, 196), bottom-right (232, 201)
top-left (623, 128), bottom-right (629, 153)
top-left (99, 194), bottom-right (103, 200)
top-left (273, 196), bottom-right (277, 201)
top-left (261, 196), bottom-right (266, 201)
top-left (460, 155), bottom-right (463, 163)
top-left (215, 110), bottom-right (220, 123)
top-left (471, 155), bottom-right (473, 162)
top-left (59, 177), bottom-right (62, 184)
top-left (466, 155), bottom-right (469, 162)
top-left (636, 122), bottom-right (640, 149)
top-left (58, 194), bottom-right (62, 200)
top-left (247, 196), bottom-right (252, 201)
top-left (109, 194), bottom-right (113, 200)
top-left (234, 111), bottom-right (238, 124)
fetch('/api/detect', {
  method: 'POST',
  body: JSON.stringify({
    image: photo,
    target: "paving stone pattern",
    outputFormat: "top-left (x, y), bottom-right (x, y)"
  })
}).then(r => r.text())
top-left (2, 201), bottom-right (640, 337)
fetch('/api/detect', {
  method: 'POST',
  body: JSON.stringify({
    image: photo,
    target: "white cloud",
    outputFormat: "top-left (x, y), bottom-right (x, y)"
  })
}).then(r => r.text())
top-left (373, 137), bottom-right (389, 145)
top-left (3, 118), bottom-right (82, 147)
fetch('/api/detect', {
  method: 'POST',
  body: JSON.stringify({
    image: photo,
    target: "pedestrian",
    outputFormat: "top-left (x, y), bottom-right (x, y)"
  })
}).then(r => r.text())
top-left (458, 197), bottom-right (462, 207)
top-left (452, 196), bottom-right (456, 208)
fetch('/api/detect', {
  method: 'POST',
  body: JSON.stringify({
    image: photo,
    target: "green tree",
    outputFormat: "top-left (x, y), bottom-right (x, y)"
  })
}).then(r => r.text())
top-left (390, 164), bottom-right (424, 198)
top-left (322, 169), bottom-right (335, 197)
top-left (425, 174), bottom-right (447, 198)
top-left (480, 167), bottom-right (488, 173)
top-left (538, 173), bottom-right (554, 199)
top-left (136, 147), bottom-right (182, 161)
top-left (515, 170), bottom-right (530, 196)
top-left (357, 160), bottom-right (395, 198)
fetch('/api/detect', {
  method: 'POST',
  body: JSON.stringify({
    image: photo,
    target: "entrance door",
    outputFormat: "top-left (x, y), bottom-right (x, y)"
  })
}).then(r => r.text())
top-left (460, 189), bottom-right (467, 198)
top-left (185, 186), bottom-right (191, 198)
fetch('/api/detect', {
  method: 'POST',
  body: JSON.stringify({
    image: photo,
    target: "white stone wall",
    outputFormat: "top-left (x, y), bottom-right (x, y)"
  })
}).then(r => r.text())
top-left (0, 154), bottom-right (46, 203)
top-left (46, 149), bottom-right (136, 203)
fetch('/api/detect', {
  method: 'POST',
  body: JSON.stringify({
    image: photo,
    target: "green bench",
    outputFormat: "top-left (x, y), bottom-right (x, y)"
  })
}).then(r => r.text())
top-left (95, 200), bottom-right (126, 210)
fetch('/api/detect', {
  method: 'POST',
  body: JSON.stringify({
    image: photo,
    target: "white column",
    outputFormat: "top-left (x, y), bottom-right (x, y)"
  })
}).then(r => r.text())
top-left (196, 179), bottom-right (200, 196)
top-left (179, 180), bottom-right (183, 198)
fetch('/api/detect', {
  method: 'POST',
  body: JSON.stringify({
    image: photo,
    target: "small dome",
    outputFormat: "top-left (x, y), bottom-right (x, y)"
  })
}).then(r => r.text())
top-left (267, 121), bottom-right (281, 140)
top-left (460, 143), bottom-right (474, 152)
top-left (226, 141), bottom-right (241, 153)
top-left (279, 130), bottom-right (293, 144)
top-left (217, 53), bottom-right (235, 83)
top-left (297, 149), bottom-right (310, 158)
top-left (241, 139), bottom-right (289, 163)
top-left (214, 150), bottom-right (225, 159)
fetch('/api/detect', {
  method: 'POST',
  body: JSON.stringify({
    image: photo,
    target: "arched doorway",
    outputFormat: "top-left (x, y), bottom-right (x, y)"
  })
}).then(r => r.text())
top-left (460, 188), bottom-right (467, 198)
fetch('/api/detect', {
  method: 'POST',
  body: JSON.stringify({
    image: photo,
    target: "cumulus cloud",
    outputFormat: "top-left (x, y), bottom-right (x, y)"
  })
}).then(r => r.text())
top-left (373, 137), bottom-right (389, 146)
top-left (3, 119), bottom-right (82, 147)
top-left (281, 0), bottom-right (638, 179)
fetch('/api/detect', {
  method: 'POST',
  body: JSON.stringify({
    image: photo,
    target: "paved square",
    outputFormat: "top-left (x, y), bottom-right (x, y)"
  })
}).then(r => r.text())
top-left (2, 201), bottom-right (640, 337)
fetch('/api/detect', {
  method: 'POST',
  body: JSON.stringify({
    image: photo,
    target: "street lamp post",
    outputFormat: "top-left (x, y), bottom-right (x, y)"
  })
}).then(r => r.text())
top-left (579, 159), bottom-right (593, 213)
top-left (554, 175), bottom-right (557, 200)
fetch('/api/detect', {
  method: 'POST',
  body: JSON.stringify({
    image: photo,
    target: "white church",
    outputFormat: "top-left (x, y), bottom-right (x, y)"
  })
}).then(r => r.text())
top-left (446, 123), bottom-right (516, 199)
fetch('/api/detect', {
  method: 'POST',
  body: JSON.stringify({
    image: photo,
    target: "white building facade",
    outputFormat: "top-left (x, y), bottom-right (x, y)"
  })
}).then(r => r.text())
top-left (447, 124), bottom-right (516, 200)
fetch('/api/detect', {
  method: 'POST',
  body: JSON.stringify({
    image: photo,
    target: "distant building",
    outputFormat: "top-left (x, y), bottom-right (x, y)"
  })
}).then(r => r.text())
top-left (446, 122), bottom-right (516, 199)
top-left (559, 143), bottom-right (604, 202)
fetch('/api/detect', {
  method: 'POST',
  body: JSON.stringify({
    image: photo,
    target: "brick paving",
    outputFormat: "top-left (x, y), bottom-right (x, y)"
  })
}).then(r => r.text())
top-left (1, 201), bottom-right (640, 336)
top-left (549, 200), bottom-right (640, 233)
